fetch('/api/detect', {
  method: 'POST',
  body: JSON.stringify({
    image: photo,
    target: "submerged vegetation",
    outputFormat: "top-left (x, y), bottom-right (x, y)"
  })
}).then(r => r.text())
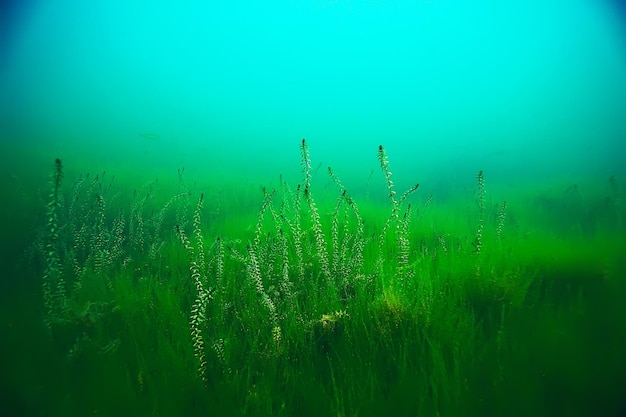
top-left (5, 139), bottom-right (626, 416)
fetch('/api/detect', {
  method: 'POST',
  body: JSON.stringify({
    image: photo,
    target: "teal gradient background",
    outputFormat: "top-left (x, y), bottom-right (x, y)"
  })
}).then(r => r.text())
top-left (1, 0), bottom-right (625, 190)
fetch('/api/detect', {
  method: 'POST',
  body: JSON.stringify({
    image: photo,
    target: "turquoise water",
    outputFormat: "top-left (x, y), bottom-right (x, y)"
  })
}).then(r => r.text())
top-left (2, 0), bottom-right (625, 185)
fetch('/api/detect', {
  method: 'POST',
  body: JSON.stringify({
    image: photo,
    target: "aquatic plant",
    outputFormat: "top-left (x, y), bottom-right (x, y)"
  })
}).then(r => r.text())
top-left (42, 158), bottom-right (67, 331)
top-left (26, 140), bottom-right (626, 417)
top-left (176, 193), bottom-right (210, 382)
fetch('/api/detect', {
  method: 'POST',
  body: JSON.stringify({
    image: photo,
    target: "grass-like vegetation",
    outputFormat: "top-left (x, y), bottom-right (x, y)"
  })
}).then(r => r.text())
top-left (3, 139), bottom-right (626, 417)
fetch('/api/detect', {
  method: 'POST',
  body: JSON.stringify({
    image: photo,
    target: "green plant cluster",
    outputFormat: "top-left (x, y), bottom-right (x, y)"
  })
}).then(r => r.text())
top-left (29, 140), bottom-right (626, 417)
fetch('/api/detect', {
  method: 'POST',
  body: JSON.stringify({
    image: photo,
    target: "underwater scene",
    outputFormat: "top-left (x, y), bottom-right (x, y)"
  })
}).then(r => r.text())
top-left (1, 1), bottom-right (626, 416)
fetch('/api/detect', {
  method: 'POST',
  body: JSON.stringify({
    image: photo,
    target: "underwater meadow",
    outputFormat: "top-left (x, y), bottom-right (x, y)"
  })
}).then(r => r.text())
top-left (2, 1), bottom-right (626, 416)
top-left (1, 138), bottom-right (625, 417)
